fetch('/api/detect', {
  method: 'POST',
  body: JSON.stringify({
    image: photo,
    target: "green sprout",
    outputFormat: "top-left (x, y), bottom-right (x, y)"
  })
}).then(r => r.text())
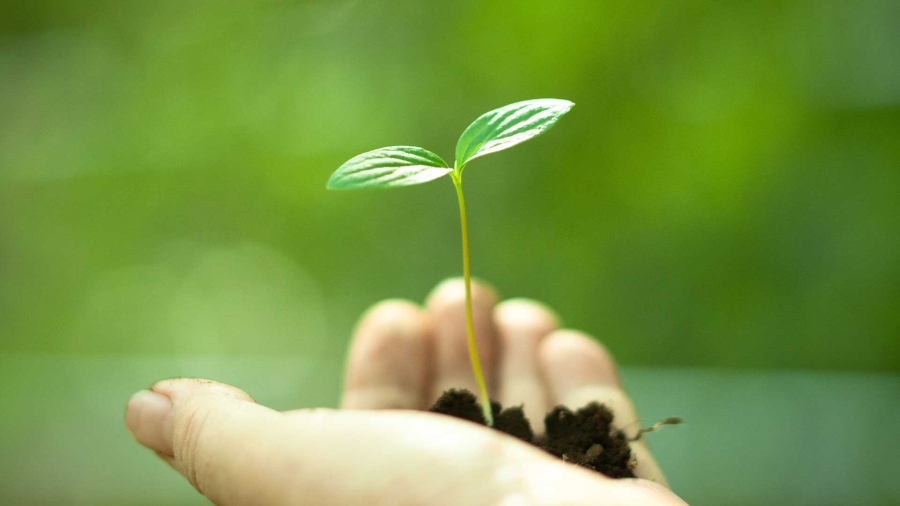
top-left (327, 99), bottom-right (575, 425)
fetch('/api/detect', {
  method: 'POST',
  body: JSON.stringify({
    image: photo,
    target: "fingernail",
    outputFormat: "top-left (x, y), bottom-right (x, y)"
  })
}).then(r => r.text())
top-left (125, 389), bottom-right (174, 455)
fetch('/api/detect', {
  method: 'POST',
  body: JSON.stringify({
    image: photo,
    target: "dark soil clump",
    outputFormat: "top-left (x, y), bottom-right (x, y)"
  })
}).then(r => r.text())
top-left (430, 389), bottom-right (534, 443)
top-left (540, 403), bottom-right (634, 478)
top-left (429, 389), bottom-right (635, 478)
top-left (430, 388), bottom-right (484, 424)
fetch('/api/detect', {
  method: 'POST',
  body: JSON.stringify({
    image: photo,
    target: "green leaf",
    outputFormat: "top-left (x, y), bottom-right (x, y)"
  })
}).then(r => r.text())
top-left (327, 146), bottom-right (451, 190)
top-left (455, 98), bottom-right (574, 168)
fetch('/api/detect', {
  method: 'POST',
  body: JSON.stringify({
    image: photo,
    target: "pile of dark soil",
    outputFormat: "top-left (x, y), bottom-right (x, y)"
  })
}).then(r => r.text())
top-left (430, 389), bottom-right (635, 478)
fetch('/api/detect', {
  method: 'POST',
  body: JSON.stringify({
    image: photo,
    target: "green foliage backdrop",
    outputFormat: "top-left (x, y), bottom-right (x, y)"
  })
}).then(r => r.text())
top-left (1, 1), bottom-right (899, 505)
top-left (2, 0), bottom-right (897, 369)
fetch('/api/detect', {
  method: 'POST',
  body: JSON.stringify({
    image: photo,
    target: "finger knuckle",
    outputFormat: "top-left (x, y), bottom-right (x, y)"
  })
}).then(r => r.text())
top-left (172, 397), bottom-right (217, 491)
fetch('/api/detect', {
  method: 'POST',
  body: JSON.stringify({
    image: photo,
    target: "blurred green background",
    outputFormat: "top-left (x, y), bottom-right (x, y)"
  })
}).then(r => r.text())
top-left (1, 1), bottom-right (898, 505)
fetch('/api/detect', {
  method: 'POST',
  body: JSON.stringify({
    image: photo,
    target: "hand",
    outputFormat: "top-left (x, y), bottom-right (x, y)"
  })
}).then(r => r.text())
top-left (125, 278), bottom-right (688, 506)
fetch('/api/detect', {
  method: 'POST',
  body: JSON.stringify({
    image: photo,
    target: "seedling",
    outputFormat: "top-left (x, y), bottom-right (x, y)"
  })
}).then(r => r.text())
top-left (327, 99), bottom-right (574, 425)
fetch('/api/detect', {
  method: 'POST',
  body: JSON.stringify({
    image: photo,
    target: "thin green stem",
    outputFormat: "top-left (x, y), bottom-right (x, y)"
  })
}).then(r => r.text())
top-left (451, 171), bottom-right (493, 426)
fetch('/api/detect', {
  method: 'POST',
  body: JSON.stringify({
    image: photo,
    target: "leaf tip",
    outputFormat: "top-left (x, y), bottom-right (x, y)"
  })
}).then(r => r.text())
top-left (553, 98), bottom-right (575, 112)
top-left (325, 172), bottom-right (341, 190)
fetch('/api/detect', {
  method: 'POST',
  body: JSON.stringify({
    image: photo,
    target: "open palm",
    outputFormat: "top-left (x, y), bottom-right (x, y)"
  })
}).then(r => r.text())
top-left (125, 278), bottom-right (687, 505)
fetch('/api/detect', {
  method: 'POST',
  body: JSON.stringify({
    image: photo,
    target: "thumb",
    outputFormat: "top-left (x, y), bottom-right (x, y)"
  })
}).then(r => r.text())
top-left (125, 378), bottom-right (291, 504)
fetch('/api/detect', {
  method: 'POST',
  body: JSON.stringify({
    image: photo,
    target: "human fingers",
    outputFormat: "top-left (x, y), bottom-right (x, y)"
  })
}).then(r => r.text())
top-left (424, 278), bottom-right (500, 403)
top-left (341, 299), bottom-right (433, 410)
top-left (493, 298), bottom-right (559, 433)
top-left (538, 330), bottom-right (668, 485)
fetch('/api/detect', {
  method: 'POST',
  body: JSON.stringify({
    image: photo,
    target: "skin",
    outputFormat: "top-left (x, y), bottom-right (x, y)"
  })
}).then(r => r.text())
top-left (125, 278), bottom-right (689, 506)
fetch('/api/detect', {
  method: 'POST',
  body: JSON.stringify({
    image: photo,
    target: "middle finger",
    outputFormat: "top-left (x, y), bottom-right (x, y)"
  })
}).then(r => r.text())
top-left (425, 278), bottom-right (501, 404)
